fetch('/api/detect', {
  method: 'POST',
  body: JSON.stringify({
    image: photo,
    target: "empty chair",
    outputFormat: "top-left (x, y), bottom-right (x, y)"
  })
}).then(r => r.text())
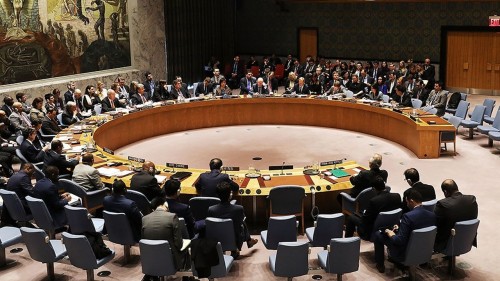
top-left (39, 128), bottom-right (56, 142)
top-left (469, 98), bottom-right (495, 120)
top-left (478, 110), bottom-right (500, 145)
top-left (0, 189), bottom-right (33, 225)
top-left (103, 210), bottom-right (136, 264)
top-left (269, 241), bottom-right (309, 280)
top-left (139, 239), bottom-right (177, 280)
top-left (16, 135), bottom-right (24, 145)
top-left (370, 208), bottom-right (402, 241)
top-left (20, 227), bottom-right (67, 280)
top-left (391, 226), bottom-right (437, 281)
top-left (340, 187), bottom-right (377, 216)
top-left (0, 226), bottom-right (23, 267)
top-left (439, 219), bottom-right (480, 274)
top-left (64, 205), bottom-right (104, 234)
top-left (411, 98), bottom-right (422, 109)
top-left (382, 95), bottom-right (390, 103)
top-left (488, 130), bottom-right (500, 147)
top-left (345, 90), bottom-right (354, 98)
top-left (191, 82), bottom-right (198, 98)
top-left (306, 213), bottom-right (344, 248)
top-left (189, 197), bottom-right (221, 221)
top-left (15, 148), bottom-right (43, 167)
top-left (443, 100), bottom-right (469, 121)
top-left (440, 116), bottom-right (462, 155)
top-left (318, 237), bottom-right (361, 281)
top-left (261, 215), bottom-right (297, 250)
top-left (62, 232), bottom-right (115, 281)
top-left (125, 189), bottom-right (152, 215)
top-left (484, 107), bottom-right (499, 125)
top-left (460, 105), bottom-right (486, 139)
top-left (460, 92), bottom-right (467, 101)
top-left (250, 65), bottom-right (260, 78)
top-left (25, 196), bottom-right (61, 239)
top-left (93, 104), bottom-right (102, 115)
top-left (422, 199), bottom-right (438, 212)
top-left (33, 164), bottom-right (45, 180)
top-left (58, 179), bottom-right (109, 213)
top-left (192, 242), bottom-right (234, 280)
top-left (268, 185), bottom-right (305, 234)
top-left (56, 113), bottom-right (67, 127)
top-left (206, 217), bottom-right (238, 252)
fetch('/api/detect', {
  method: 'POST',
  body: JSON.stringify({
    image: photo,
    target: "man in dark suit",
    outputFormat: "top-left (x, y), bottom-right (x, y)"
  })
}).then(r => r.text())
top-left (347, 74), bottom-right (365, 95)
top-left (370, 61), bottom-right (382, 79)
top-left (239, 71), bottom-right (256, 95)
top-left (164, 179), bottom-right (196, 238)
top-left (207, 181), bottom-right (258, 258)
top-left (43, 140), bottom-right (80, 176)
top-left (41, 108), bottom-right (61, 136)
top-left (169, 79), bottom-right (189, 99)
top-left (195, 78), bottom-right (214, 97)
top-left (434, 179), bottom-right (478, 252)
top-left (283, 54), bottom-right (294, 77)
top-left (1, 163), bottom-right (36, 226)
top-left (195, 158), bottom-right (239, 197)
top-left (291, 60), bottom-right (304, 78)
top-left (412, 79), bottom-right (429, 103)
top-left (143, 72), bottom-right (157, 100)
top-left (228, 55), bottom-right (244, 89)
top-left (130, 84), bottom-right (150, 105)
top-left (394, 85), bottom-right (412, 107)
top-left (103, 179), bottom-right (143, 242)
top-left (374, 189), bottom-right (436, 273)
top-left (130, 161), bottom-right (163, 201)
top-left (345, 176), bottom-right (401, 240)
top-left (421, 58), bottom-right (436, 89)
top-left (34, 165), bottom-right (71, 228)
top-left (61, 102), bottom-right (83, 126)
top-left (385, 71), bottom-right (398, 99)
top-left (349, 153), bottom-right (389, 198)
top-left (293, 77), bottom-right (310, 95)
top-left (64, 81), bottom-right (76, 104)
top-left (101, 89), bottom-right (125, 113)
top-left (401, 168), bottom-right (435, 213)
top-left (251, 78), bottom-right (269, 96)
top-left (117, 77), bottom-right (131, 100)
top-left (20, 128), bottom-right (49, 163)
top-left (1, 96), bottom-right (15, 117)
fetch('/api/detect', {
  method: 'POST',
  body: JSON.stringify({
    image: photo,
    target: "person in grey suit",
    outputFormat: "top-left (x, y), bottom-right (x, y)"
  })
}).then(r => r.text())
top-left (8, 102), bottom-right (31, 136)
top-left (425, 81), bottom-right (448, 116)
top-left (72, 153), bottom-right (104, 191)
top-left (195, 158), bottom-right (239, 197)
top-left (142, 196), bottom-right (188, 270)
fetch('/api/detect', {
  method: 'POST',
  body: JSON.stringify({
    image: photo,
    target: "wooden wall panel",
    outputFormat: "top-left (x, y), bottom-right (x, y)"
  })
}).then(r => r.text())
top-left (299, 29), bottom-right (318, 63)
top-left (446, 32), bottom-right (472, 88)
top-left (494, 33), bottom-right (500, 90)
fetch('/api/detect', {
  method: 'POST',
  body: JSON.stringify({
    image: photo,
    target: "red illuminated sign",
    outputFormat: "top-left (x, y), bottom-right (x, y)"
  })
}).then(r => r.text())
top-left (489, 16), bottom-right (500, 27)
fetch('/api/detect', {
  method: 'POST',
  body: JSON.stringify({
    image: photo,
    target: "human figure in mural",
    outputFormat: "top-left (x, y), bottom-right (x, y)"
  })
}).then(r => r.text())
top-left (46, 19), bottom-right (55, 36)
top-left (110, 12), bottom-right (119, 48)
top-left (66, 24), bottom-right (77, 57)
top-left (75, 0), bottom-right (90, 25)
top-left (86, 0), bottom-right (105, 41)
top-left (36, 15), bottom-right (43, 32)
top-left (118, 0), bottom-right (127, 30)
top-left (56, 22), bottom-right (67, 48)
top-left (78, 30), bottom-right (89, 52)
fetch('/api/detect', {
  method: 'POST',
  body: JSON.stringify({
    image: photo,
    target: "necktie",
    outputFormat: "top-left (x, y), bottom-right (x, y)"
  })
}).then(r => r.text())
top-left (111, 99), bottom-right (115, 108)
top-left (268, 79), bottom-right (272, 92)
top-left (233, 63), bottom-right (237, 73)
top-left (204, 85), bottom-right (206, 94)
top-left (247, 80), bottom-right (251, 90)
top-left (21, 113), bottom-right (31, 126)
top-left (299, 86), bottom-right (302, 93)
top-left (141, 95), bottom-right (147, 103)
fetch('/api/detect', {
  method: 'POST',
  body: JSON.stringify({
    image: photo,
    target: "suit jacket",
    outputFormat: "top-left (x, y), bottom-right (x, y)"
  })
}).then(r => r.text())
top-left (75, 95), bottom-right (93, 112)
top-left (1, 104), bottom-right (13, 117)
top-left (412, 87), bottom-right (429, 103)
top-left (210, 75), bottom-right (225, 86)
top-left (61, 111), bottom-right (83, 125)
top-left (291, 65), bottom-right (304, 77)
top-left (130, 171), bottom-right (163, 201)
top-left (361, 191), bottom-right (402, 238)
top-left (103, 194), bottom-right (143, 242)
top-left (387, 206), bottom-right (436, 262)
top-left (208, 202), bottom-right (246, 248)
top-left (143, 80), bottom-right (157, 98)
top-left (251, 84), bottom-right (269, 96)
top-left (20, 139), bottom-right (45, 163)
top-left (421, 65), bottom-right (435, 85)
top-left (72, 163), bottom-right (104, 191)
top-left (426, 90), bottom-right (448, 116)
top-left (402, 182), bottom-right (436, 213)
top-left (434, 192), bottom-right (478, 251)
top-left (194, 83), bottom-right (213, 96)
top-left (349, 168), bottom-right (389, 198)
top-left (101, 97), bottom-right (125, 113)
top-left (6, 170), bottom-right (35, 211)
top-left (292, 84), bottom-right (310, 95)
top-left (385, 80), bottom-right (398, 98)
top-left (64, 90), bottom-right (74, 104)
top-left (117, 85), bottom-right (131, 99)
top-left (166, 198), bottom-right (195, 238)
top-left (263, 77), bottom-right (279, 93)
top-left (195, 169), bottom-right (239, 197)
top-left (347, 81), bottom-right (365, 94)
top-left (142, 209), bottom-right (185, 270)
top-left (240, 77), bottom-right (256, 94)
top-left (41, 116), bottom-right (62, 136)
top-left (34, 178), bottom-right (68, 227)
top-left (396, 92), bottom-right (412, 107)
top-left (130, 93), bottom-right (149, 105)
top-left (8, 111), bottom-right (31, 135)
top-left (169, 88), bottom-right (189, 99)
top-left (43, 150), bottom-right (78, 175)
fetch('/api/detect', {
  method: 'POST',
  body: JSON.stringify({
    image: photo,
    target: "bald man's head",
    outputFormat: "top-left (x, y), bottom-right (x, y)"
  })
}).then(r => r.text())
top-left (142, 161), bottom-right (156, 175)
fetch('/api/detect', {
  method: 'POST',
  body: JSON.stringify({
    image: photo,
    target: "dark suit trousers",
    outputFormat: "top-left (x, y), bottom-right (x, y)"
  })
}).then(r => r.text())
top-left (345, 214), bottom-right (368, 240)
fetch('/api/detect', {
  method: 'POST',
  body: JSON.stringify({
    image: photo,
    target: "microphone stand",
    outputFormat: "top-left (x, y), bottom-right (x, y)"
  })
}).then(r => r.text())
top-left (280, 161), bottom-right (285, 175)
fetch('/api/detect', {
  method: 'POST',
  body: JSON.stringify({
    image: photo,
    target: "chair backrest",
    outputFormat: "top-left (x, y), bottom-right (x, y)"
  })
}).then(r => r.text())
top-left (274, 241), bottom-right (310, 278)
top-left (460, 93), bottom-right (467, 101)
top-left (25, 196), bottom-right (57, 232)
top-left (382, 95), bottom-right (390, 103)
top-left (178, 218), bottom-right (190, 239)
top-left (269, 185), bottom-right (305, 215)
top-left (345, 90), bottom-right (354, 98)
top-left (0, 189), bottom-right (31, 222)
top-left (371, 208), bottom-right (403, 241)
top-left (483, 98), bottom-right (496, 117)
top-left (20, 227), bottom-right (60, 263)
top-left (58, 179), bottom-right (87, 200)
top-left (61, 232), bottom-right (98, 269)
top-left (188, 197), bottom-right (221, 221)
top-left (470, 105), bottom-right (486, 123)
top-left (428, 107), bottom-right (438, 115)
top-left (326, 237), bottom-right (361, 274)
top-left (454, 100), bottom-right (470, 119)
top-left (274, 64), bottom-right (285, 79)
top-left (422, 199), bottom-right (438, 212)
top-left (266, 215), bottom-right (297, 250)
top-left (447, 92), bottom-right (462, 109)
top-left (411, 98), bottom-right (423, 109)
top-left (16, 135), bottom-right (24, 146)
top-left (139, 239), bottom-right (177, 277)
top-left (312, 213), bottom-right (344, 247)
top-left (355, 187), bottom-right (377, 214)
top-left (103, 211), bottom-right (136, 246)
top-left (209, 242), bottom-right (232, 278)
top-left (56, 113), bottom-right (65, 126)
top-left (403, 226), bottom-right (437, 266)
top-left (448, 116), bottom-right (462, 129)
top-left (491, 109), bottom-right (500, 130)
top-left (125, 190), bottom-right (152, 215)
top-left (64, 205), bottom-right (96, 234)
top-left (15, 148), bottom-right (30, 164)
top-left (191, 83), bottom-right (198, 98)
top-left (250, 66), bottom-right (260, 78)
top-left (441, 219), bottom-right (480, 257)
top-left (94, 104), bottom-right (102, 115)
top-left (33, 164), bottom-right (45, 180)
top-left (206, 217), bottom-right (237, 252)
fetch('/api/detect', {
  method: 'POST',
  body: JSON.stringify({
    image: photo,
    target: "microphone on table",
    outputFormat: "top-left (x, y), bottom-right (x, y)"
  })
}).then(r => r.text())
top-left (280, 161), bottom-right (285, 175)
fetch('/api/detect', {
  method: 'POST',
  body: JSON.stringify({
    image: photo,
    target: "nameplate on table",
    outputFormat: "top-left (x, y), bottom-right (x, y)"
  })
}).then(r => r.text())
top-left (222, 166), bottom-right (240, 171)
top-left (112, 112), bottom-right (123, 119)
top-left (320, 159), bottom-right (343, 166)
top-left (128, 156), bottom-right (145, 163)
top-left (103, 147), bottom-right (114, 155)
top-left (166, 162), bottom-right (189, 169)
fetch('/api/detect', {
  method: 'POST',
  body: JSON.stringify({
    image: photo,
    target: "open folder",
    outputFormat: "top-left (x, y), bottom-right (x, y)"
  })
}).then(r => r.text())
top-left (330, 169), bottom-right (349, 178)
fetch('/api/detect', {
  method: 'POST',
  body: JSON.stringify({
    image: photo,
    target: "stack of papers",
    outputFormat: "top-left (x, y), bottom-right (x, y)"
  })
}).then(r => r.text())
top-left (67, 145), bottom-right (85, 153)
top-left (97, 167), bottom-right (134, 177)
top-left (155, 175), bottom-right (168, 183)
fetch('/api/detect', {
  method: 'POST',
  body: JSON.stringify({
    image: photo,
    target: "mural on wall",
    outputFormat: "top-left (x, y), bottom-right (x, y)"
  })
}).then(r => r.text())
top-left (0, 0), bottom-right (130, 85)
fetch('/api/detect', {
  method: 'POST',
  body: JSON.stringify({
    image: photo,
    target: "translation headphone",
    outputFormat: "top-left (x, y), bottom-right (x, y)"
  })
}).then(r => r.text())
top-left (406, 178), bottom-right (413, 185)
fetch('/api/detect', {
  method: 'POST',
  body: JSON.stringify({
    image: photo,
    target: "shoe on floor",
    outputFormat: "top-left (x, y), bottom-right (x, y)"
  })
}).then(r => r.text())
top-left (247, 238), bottom-right (258, 248)
top-left (376, 263), bottom-right (385, 273)
top-left (231, 250), bottom-right (240, 259)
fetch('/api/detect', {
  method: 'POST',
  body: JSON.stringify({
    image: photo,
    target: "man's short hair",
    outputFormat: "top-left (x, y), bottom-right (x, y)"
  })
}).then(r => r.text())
top-left (396, 84), bottom-right (406, 93)
top-left (82, 153), bottom-right (94, 165)
top-left (405, 189), bottom-right (423, 203)
top-left (46, 108), bottom-right (57, 115)
top-left (51, 139), bottom-right (63, 151)
top-left (372, 176), bottom-right (386, 191)
top-left (209, 158), bottom-right (223, 170)
top-left (22, 127), bottom-right (36, 139)
top-left (216, 181), bottom-right (232, 202)
top-left (112, 179), bottom-right (127, 194)
top-left (404, 168), bottom-right (420, 183)
top-left (441, 179), bottom-right (459, 193)
top-left (44, 165), bottom-right (59, 181)
top-left (150, 196), bottom-right (166, 209)
top-left (164, 179), bottom-right (181, 196)
top-left (369, 153), bottom-right (382, 169)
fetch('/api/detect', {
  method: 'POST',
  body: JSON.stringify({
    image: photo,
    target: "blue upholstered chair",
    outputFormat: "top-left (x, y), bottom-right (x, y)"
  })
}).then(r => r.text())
top-left (370, 208), bottom-right (402, 242)
top-left (484, 107), bottom-right (499, 125)
top-left (58, 179), bottom-right (109, 213)
top-left (103, 210), bottom-right (136, 264)
top-left (317, 237), bottom-right (361, 281)
top-left (340, 187), bottom-right (376, 216)
top-left (439, 219), bottom-right (480, 274)
top-left (189, 197), bottom-right (220, 221)
top-left (64, 205), bottom-right (104, 234)
top-left (269, 241), bottom-right (310, 279)
top-left (422, 199), bottom-right (438, 212)
top-left (460, 105), bottom-right (486, 139)
top-left (125, 189), bottom-right (152, 215)
top-left (0, 189), bottom-right (33, 224)
top-left (443, 100), bottom-right (469, 121)
top-left (0, 226), bottom-right (23, 267)
top-left (306, 213), bottom-right (344, 248)
top-left (261, 215), bottom-right (297, 250)
top-left (268, 185), bottom-right (305, 234)
top-left (139, 239), bottom-right (177, 279)
top-left (192, 242), bottom-right (234, 279)
top-left (206, 217), bottom-right (238, 252)
top-left (25, 196), bottom-right (60, 239)
top-left (411, 98), bottom-right (422, 109)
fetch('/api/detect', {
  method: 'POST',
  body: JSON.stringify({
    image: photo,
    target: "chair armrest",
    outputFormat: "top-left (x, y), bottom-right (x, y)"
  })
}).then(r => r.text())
top-left (340, 192), bottom-right (355, 202)
top-left (340, 192), bottom-right (356, 214)
top-left (87, 187), bottom-right (110, 196)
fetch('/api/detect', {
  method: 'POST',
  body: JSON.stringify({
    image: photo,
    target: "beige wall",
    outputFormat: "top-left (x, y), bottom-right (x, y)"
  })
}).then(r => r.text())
top-left (0, 0), bottom-right (167, 101)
